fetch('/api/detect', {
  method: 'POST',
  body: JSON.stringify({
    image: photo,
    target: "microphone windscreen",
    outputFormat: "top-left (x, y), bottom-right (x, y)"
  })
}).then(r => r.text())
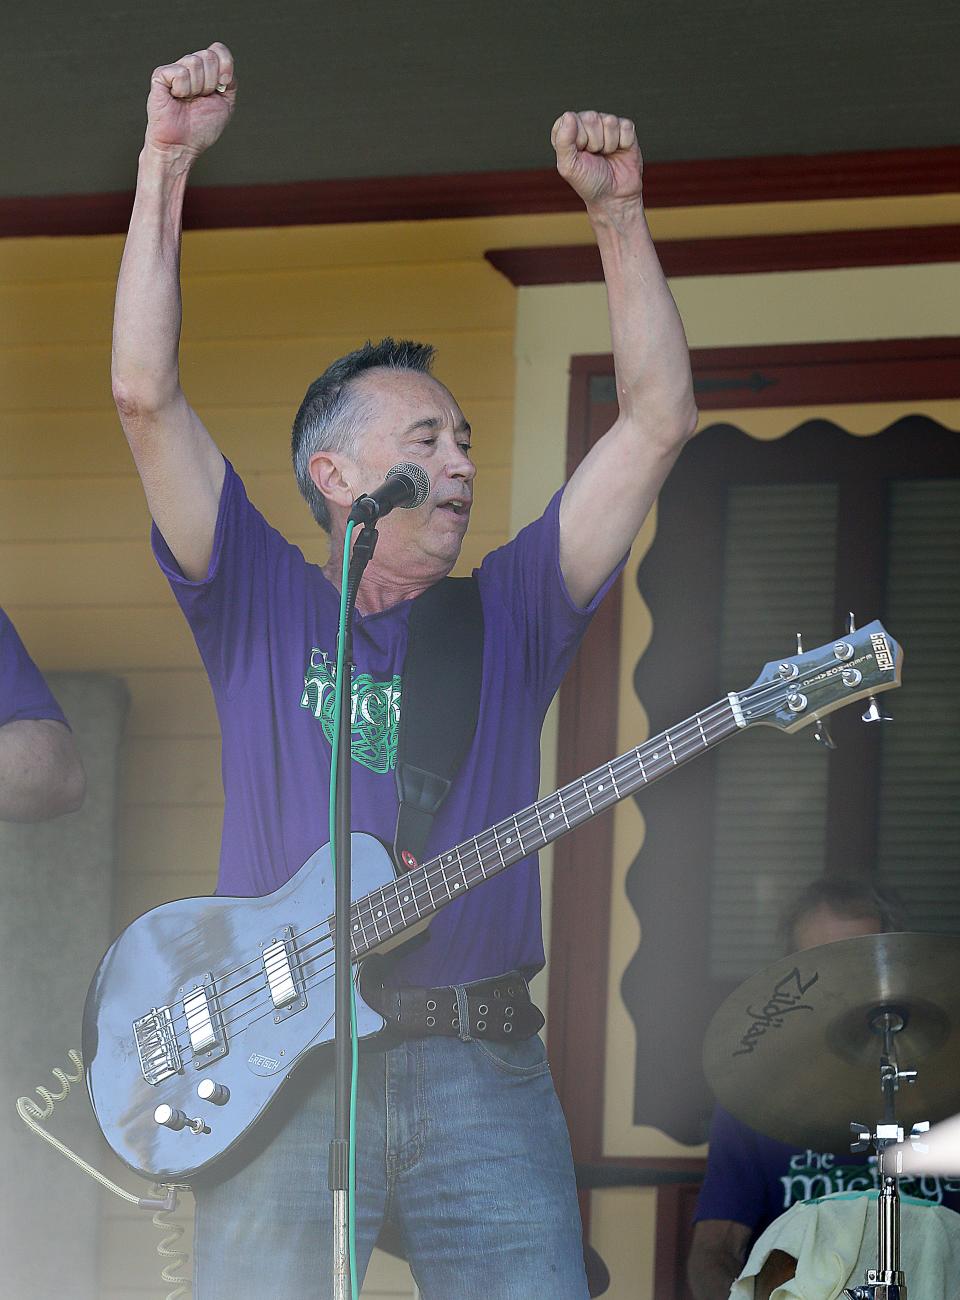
top-left (386, 462), bottom-right (430, 509)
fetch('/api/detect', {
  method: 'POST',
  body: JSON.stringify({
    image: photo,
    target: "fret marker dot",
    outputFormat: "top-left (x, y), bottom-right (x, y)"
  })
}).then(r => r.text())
top-left (597, 784), bottom-right (604, 792)
top-left (353, 923), bottom-right (359, 931)
top-left (453, 882), bottom-right (460, 889)
top-left (652, 752), bottom-right (659, 759)
top-left (376, 910), bottom-right (383, 918)
top-left (403, 895), bottom-right (409, 903)
top-left (506, 836), bottom-right (512, 843)
top-left (549, 813), bottom-right (556, 820)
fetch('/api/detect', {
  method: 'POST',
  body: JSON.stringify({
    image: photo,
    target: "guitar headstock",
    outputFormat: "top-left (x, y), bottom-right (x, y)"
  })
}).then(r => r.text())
top-left (737, 620), bottom-right (902, 733)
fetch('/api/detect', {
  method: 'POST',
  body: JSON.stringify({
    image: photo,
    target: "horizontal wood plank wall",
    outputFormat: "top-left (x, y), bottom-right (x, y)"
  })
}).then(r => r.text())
top-left (0, 217), bottom-right (520, 1299)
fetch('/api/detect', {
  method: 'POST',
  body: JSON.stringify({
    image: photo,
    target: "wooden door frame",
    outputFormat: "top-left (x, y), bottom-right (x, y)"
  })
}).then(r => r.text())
top-left (546, 336), bottom-right (960, 1291)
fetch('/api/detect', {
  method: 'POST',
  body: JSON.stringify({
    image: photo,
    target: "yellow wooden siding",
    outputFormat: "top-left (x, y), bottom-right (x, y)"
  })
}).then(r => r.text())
top-left (0, 215), bottom-right (522, 1300)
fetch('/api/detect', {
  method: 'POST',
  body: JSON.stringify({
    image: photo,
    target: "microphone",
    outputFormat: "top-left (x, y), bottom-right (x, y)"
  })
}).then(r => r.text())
top-left (348, 462), bottom-right (430, 524)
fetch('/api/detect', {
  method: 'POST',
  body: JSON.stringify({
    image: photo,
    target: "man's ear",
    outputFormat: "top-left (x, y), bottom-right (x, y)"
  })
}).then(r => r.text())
top-left (309, 451), bottom-right (356, 513)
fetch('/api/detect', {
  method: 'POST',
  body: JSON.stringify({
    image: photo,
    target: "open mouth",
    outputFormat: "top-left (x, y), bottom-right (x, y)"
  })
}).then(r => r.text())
top-left (439, 500), bottom-right (471, 517)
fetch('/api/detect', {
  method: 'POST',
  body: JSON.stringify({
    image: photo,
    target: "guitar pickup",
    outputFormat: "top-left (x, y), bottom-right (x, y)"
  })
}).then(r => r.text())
top-left (134, 1006), bottom-right (182, 1086)
top-left (262, 928), bottom-right (306, 1022)
top-left (181, 973), bottom-right (228, 1069)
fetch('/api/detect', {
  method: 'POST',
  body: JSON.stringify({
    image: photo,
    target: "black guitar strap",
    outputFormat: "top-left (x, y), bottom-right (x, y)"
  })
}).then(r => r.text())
top-left (393, 576), bottom-right (484, 871)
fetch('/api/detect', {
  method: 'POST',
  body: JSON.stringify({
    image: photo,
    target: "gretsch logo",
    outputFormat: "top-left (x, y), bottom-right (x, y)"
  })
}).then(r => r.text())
top-left (248, 1052), bottom-right (280, 1070)
top-left (732, 968), bottom-right (819, 1057)
top-left (871, 633), bottom-right (894, 672)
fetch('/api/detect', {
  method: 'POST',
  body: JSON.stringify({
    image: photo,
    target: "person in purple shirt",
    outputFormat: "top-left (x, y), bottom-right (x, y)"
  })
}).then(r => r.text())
top-left (0, 608), bottom-right (84, 822)
top-left (687, 878), bottom-right (960, 1300)
top-left (112, 41), bottom-right (698, 1300)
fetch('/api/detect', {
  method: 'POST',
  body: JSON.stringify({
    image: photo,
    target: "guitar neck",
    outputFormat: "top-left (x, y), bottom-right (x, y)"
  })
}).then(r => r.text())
top-left (349, 693), bottom-right (744, 958)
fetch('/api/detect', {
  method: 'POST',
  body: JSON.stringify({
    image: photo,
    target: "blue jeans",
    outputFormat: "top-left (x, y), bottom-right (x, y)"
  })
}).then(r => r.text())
top-left (194, 1035), bottom-right (589, 1299)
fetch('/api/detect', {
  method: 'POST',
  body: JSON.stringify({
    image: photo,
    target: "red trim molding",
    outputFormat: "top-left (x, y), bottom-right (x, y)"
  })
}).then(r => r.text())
top-left (547, 368), bottom-right (624, 1174)
top-left (563, 339), bottom-right (960, 414)
top-left (3, 145), bottom-right (959, 238)
top-left (486, 224), bottom-right (960, 284)
top-left (654, 1183), bottom-right (702, 1300)
top-left (641, 144), bottom-right (960, 206)
top-left (690, 336), bottom-right (960, 409)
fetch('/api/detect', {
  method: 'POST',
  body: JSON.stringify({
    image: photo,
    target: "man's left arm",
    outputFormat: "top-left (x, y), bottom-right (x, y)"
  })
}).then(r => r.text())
top-left (0, 718), bottom-right (85, 822)
top-left (553, 111), bottom-right (698, 608)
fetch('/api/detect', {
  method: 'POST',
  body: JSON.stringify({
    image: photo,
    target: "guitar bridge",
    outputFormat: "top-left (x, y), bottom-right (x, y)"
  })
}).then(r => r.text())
top-left (134, 1006), bottom-right (182, 1086)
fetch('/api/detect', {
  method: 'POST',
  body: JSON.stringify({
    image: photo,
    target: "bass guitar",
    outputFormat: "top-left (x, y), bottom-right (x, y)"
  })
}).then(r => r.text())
top-left (83, 620), bottom-right (901, 1181)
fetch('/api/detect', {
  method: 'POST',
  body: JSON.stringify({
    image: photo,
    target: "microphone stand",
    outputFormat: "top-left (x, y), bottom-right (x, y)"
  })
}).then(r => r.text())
top-left (330, 519), bottom-right (379, 1300)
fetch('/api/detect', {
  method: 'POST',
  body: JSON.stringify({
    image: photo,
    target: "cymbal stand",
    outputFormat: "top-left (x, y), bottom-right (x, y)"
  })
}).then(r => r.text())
top-left (844, 1008), bottom-right (923, 1300)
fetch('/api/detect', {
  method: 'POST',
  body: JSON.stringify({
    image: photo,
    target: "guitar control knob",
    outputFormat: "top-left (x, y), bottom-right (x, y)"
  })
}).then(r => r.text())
top-left (154, 1104), bottom-right (207, 1134)
top-left (197, 1079), bottom-right (230, 1105)
top-left (154, 1104), bottom-right (188, 1131)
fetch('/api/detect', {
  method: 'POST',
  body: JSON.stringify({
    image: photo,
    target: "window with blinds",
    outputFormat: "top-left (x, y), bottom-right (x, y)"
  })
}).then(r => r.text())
top-left (708, 484), bottom-right (838, 980)
top-left (878, 480), bottom-right (960, 932)
top-left (601, 353), bottom-right (960, 1145)
top-left (707, 474), bottom-right (960, 982)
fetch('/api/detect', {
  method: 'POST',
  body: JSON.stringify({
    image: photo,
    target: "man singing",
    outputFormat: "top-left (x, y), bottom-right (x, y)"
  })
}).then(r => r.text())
top-left (112, 41), bottom-right (697, 1298)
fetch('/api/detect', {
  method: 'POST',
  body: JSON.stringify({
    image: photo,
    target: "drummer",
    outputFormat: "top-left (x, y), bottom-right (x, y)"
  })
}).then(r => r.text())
top-left (686, 876), bottom-right (960, 1300)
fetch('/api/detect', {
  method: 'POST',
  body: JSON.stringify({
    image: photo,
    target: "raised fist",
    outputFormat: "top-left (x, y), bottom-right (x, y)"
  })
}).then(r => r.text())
top-left (551, 111), bottom-right (642, 209)
top-left (145, 42), bottom-right (236, 161)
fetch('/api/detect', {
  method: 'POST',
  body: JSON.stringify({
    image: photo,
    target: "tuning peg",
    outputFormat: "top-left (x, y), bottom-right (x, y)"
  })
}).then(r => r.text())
top-left (796, 633), bottom-right (804, 654)
top-left (862, 696), bottom-right (893, 724)
top-left (813, 719), bottom-right (837, 749)
top-left (846, 611), bottom-right (856, 634)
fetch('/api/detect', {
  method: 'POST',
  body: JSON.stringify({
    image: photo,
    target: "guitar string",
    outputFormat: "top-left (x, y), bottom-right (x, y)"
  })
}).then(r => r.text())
top-left (163, 658), bottom-right (867, 1059)
top-left (169, 709), bottom-right (740, 1059)
top-left (183, 686), bottom-right (764, 1056)
top-left (164, 689), bottom-right (750, 1049)
top-left (178, 655), bottom-right (836, 1000)
top-left (167, 670), bottom-right (843, 1063)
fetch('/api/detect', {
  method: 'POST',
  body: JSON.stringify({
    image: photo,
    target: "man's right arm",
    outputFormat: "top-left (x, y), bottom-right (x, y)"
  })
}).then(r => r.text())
top-left (687, 1219), bottom-right (751, 1300)
top-left (112, 43), bottom-right (236, 581)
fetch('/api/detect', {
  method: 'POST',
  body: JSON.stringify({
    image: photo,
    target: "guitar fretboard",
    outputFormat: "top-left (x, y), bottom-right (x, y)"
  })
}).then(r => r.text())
top-left (347, 695), bottom-right (743, 958)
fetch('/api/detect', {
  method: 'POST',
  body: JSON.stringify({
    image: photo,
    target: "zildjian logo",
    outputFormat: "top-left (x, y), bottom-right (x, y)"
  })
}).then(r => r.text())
top-left (732, 968), bottom-right (819, 1057)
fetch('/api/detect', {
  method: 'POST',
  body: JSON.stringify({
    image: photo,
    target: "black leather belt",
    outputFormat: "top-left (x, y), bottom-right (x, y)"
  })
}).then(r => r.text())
top-left (366, 970), bottom-right (544, 1044)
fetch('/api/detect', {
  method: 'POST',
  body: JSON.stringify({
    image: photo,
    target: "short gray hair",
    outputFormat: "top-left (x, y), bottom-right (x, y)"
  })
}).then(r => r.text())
top-left (779, 876), bottom-right (906, 951)
top-left (291, 338), bottom-right (436, 532)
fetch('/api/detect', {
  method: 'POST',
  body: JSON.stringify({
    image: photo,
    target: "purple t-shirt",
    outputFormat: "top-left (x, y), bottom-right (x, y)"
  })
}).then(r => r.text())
top-left (153, 460), bottom-right (618, 987)
top-left (0, 607), bottom-right (67, 729)
top-left (694, 1105), bottom-right (960, 1243)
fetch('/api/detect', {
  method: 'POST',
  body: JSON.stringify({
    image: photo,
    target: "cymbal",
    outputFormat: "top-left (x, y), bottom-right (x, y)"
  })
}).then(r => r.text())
top-left (892, 1112), bottom-right (960, 1176)
top-left (703, 932), bottom-right (960, 1150)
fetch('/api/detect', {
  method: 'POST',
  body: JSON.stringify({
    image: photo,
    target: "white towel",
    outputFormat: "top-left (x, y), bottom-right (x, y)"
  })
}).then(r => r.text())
top-left (729, 1191), bottom-right (960, 1299)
